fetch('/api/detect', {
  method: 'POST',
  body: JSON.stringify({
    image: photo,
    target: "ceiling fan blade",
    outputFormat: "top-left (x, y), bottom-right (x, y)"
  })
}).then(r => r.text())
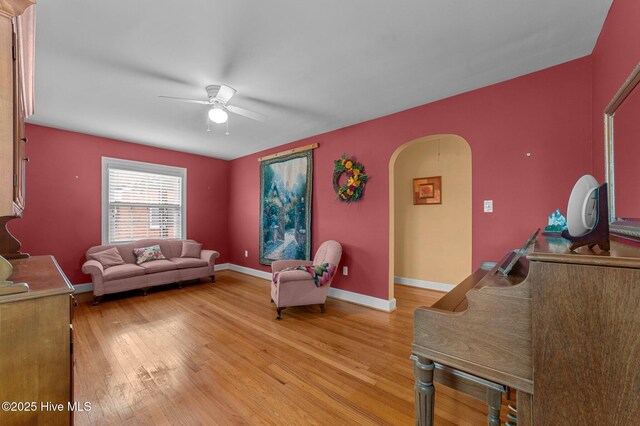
top-left (215, 84), bottom-right (237, 104)
top-left (226, 105), bottom-right (266, 122)
top-left (159, 95), bottom-right (210, 105)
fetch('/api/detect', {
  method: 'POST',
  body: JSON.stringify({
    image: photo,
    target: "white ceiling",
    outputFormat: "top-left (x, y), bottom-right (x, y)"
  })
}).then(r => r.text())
top-left (29, 0), bottom-right (613, 160)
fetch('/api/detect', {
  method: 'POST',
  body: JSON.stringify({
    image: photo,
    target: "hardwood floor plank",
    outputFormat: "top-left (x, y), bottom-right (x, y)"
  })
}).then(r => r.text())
top-left (72, 272), bottom-right (490, 425)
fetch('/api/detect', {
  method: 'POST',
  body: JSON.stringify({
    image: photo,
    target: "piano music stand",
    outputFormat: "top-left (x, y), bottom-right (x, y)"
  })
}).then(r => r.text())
top-left (498, 229), bottom-right (540, 276)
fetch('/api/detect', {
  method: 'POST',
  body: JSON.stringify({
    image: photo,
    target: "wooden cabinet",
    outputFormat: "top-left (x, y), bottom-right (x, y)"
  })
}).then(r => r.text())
top-left (0, 0), bottom-right (34, 218)
top-left (0, 256), bottom-right (74, 425)
top-left (0, 0), bottom-right (34, 259)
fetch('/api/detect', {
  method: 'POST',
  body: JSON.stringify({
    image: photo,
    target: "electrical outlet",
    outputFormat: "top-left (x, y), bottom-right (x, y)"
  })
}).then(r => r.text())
top-left (244, 250), bottom-right (248, 257)
top-left (342, 266), bottom-right (348, 276)
top-left (484, 200), bottom-right (493, 213)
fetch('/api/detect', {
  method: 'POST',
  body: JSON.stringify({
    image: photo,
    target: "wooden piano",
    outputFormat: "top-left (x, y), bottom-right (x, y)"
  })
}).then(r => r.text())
top-left (412, 231), bottom-right (640, 425)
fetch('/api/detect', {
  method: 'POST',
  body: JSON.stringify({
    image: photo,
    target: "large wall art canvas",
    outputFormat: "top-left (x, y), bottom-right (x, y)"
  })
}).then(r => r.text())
top-left (259, 150), bottom-right (312, 265)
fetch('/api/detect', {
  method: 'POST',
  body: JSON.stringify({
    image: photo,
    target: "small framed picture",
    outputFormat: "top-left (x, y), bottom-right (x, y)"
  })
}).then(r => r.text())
top-left (413, 176), bottom-right (441, 205)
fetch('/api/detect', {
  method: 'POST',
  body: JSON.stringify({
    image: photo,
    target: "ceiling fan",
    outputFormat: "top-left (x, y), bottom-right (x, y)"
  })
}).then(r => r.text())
top-left (159, 84), bottom-right (266, 125)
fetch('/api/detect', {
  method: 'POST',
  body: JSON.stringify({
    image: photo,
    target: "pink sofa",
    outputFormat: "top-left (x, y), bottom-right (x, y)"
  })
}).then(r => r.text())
top-left (82, 239), bottom-right (219, 304)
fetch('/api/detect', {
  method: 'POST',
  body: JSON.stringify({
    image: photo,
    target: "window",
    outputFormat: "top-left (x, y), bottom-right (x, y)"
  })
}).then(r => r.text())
top-left (102, 157), bottom-right (186, 244)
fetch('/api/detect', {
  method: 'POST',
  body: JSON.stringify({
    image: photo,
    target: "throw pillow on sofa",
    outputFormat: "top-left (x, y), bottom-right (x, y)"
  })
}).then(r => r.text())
top-left (133, 245), bottom-right (166, 264)
top-left (88, 247), bottom-right (126, 269)
top-left (181, 241), bottom-right (202, 258)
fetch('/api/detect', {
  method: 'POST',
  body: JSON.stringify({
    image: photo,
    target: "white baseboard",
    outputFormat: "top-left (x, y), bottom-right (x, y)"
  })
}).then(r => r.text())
top-left (327, 287), bottom-right (396, 312)
top-left (226, 263), bottom-right (396, 312)
top-left (215, 263), bottom-right (230, 271)
top-left (394, 276), bottom-right (455, 292)
top-left (227, 263), bottom-right (272, 280)
top-left (73, 283), bottom-right (93, 294)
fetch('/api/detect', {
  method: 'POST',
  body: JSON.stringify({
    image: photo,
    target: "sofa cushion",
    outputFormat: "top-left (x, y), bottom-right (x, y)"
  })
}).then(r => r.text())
top-left (88, 247), bottom-right (125, 268)
top-left (181, 241), bottom-right (202, 258)
top-left (170, 257), bottom-right (208, 269)
top-left (139, 260), bottom-right (178, 274)
top-left (133, 245), bottom-right (166, 264)
top-left (103, 264), bottom-right (145, 281)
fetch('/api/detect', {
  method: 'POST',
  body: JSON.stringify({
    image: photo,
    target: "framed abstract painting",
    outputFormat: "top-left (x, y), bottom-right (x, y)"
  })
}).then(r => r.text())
top-left (259, 150), bottom-right (313, 265)
top-left (413, 176), bottom-right (442, 205)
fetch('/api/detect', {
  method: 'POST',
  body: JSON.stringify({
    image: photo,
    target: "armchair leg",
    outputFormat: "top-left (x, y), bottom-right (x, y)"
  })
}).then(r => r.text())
top-left (270, 298), bottom-right (274, 303)
top-left (320, 303), bottom-right (325, 313)
top-left (142, 287), bottom-right (150, 296)
top-left (210, 274), bottom-right (216, 283)
top-left (178, 281), bottom-right (183, 289)
top-left (276, 307), bottom-right (285, 320)
top-left (92, 296), bottom-right (102, 306)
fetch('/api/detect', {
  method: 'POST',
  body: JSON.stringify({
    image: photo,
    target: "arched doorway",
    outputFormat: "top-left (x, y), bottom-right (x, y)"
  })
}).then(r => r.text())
top-left (388, 134), bottom-right (472, 302)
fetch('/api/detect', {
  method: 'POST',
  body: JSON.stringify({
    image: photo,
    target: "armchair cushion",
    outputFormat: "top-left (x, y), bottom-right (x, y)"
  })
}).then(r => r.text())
top-left (273, 263), bottom-right (337, 287)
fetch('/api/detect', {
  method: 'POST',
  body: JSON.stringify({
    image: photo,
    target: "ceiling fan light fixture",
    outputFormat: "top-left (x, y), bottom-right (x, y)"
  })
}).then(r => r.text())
top-left (208, 106), bottom-right (228, 124)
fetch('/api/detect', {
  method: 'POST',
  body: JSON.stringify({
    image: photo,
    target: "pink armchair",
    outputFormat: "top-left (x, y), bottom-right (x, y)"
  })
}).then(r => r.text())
top-left (270, 240), bottom-right (342, 319)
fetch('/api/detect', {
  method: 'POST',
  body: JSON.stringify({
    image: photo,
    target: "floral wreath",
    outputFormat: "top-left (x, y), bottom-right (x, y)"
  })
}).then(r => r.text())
top-left (333, 154), bottom-right (369, 202)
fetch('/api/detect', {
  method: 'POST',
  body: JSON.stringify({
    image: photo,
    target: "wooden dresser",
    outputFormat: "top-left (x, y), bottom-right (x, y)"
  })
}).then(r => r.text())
top-left (0, 256), bottom-right (75, 425)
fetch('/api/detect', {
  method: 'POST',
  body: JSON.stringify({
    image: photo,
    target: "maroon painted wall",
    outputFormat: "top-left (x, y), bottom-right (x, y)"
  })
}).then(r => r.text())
top-left (9, 124), bottom-right (230, 284)
top-left (591, 0), bottom-right (640, 185)
top-left (228, 57), bottom-right (593, 300)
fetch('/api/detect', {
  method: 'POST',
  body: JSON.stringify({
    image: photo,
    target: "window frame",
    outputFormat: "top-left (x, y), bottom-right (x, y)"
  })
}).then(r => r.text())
top-left (101, 157), bottom-right (187, 244)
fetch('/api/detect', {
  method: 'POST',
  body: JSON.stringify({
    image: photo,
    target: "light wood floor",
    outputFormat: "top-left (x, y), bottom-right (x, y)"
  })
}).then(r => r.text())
top-left (73, 271), bottom-right (491, 425)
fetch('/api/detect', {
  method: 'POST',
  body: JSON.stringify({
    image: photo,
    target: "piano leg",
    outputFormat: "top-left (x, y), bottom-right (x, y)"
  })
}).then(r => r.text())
top-left (486, 388), bottom-right (501, 426)
top-left (411, 355), bottom-right (435, 426)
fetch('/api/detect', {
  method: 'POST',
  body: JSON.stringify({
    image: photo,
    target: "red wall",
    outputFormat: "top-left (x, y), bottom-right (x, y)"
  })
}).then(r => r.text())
top-left (591, 0), bottom-right (640, 183)
top-left (9, 124), bottom-right (230, 284)
top-left (228, 57), bottom-right (593, 300)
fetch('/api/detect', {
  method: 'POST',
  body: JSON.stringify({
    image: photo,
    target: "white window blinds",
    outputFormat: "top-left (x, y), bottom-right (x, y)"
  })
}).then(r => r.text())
top-left (102, 158), bottom-right (186, 244)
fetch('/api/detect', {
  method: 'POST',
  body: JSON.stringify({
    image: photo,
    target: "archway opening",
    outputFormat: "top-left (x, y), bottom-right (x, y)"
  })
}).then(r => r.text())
top-left (388, 134), bottom-right (472, 303)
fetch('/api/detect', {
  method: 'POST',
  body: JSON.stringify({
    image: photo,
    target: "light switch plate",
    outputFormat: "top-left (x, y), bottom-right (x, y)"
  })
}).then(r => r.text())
top-left (342, 266), bottom-right (348, 276)
top-left (244, 250), bottom-right (248, 257)
top-left (484, 200), bottom-right (493, 213)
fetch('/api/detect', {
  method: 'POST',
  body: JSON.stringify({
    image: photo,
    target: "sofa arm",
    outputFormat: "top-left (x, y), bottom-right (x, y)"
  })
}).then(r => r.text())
top-left (272, 259), bottom-right (313, 273)
top-left (82, 259), bottom-right (104, 276)
top-left (201, 250), bottom-right (220, 266)
top-left (82, 259), bottom-right (106, 296)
